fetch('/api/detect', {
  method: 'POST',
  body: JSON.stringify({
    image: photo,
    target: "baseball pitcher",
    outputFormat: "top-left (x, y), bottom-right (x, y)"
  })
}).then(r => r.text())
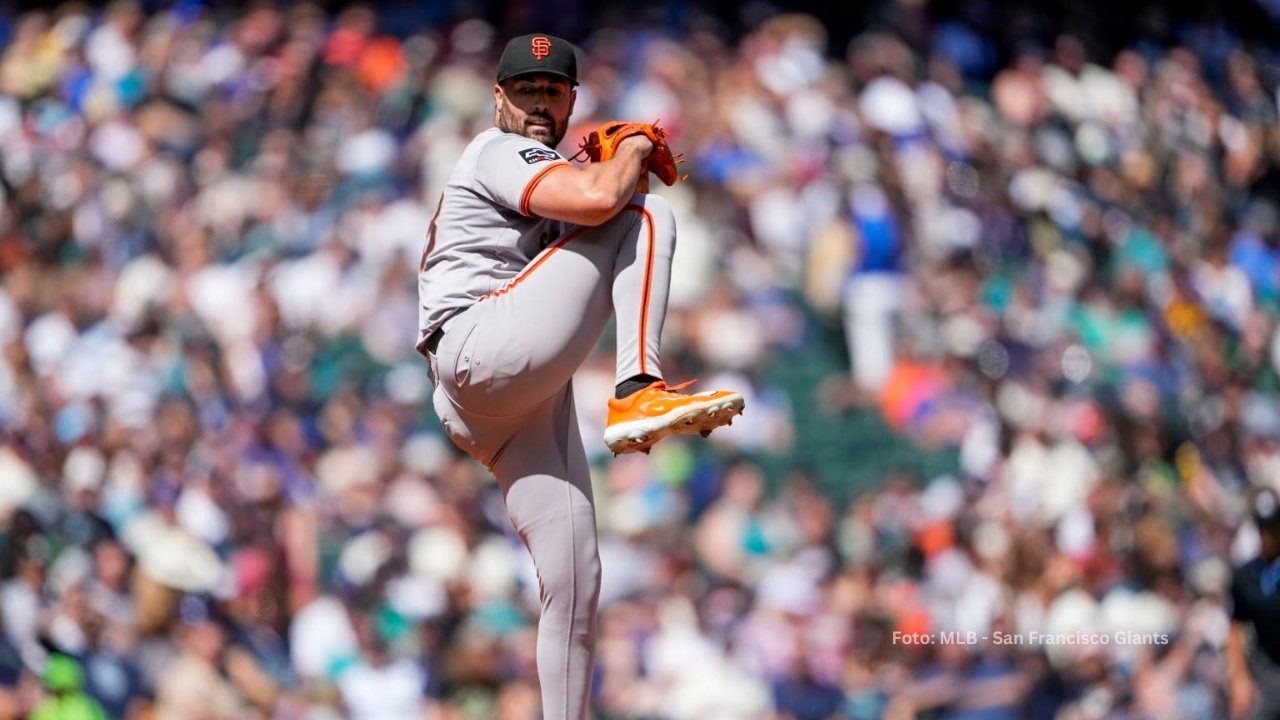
top-left (415, 33), bottom-right (744, 720)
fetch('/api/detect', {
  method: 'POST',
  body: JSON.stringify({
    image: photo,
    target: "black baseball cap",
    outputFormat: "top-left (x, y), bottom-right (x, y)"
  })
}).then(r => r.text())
top-left (496, 33), bottom-right (578, 86)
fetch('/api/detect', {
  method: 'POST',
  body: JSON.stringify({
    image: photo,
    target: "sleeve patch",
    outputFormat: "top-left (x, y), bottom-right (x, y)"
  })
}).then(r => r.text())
top-left (519, 147), bottom-right (561, 164)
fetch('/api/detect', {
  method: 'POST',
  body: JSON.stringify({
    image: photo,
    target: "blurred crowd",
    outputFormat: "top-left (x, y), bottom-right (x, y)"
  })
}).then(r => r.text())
top-left (1, 0), bottom-right (1280, 718)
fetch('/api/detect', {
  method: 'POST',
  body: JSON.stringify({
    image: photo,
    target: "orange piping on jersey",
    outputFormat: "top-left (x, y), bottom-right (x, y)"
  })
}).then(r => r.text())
top-left (484, 226), bottom-right (588, 300)
top-left (485, 204), bottom-right (659, 374)
top-left (519, 161), bottom-right (571, 217)
top-left (418, 193), bottom-right (446, 271)
top-left (623, 204), bottom-right (656, 375)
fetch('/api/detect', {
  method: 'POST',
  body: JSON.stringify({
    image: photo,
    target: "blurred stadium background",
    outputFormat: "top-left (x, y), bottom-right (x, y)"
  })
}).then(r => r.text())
top-left (2, 0), bottom-right (1280, 718)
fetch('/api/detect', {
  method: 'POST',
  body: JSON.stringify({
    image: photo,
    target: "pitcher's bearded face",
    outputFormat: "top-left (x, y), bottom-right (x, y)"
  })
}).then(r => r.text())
top-left (495, 74), bottom-right (575, 147)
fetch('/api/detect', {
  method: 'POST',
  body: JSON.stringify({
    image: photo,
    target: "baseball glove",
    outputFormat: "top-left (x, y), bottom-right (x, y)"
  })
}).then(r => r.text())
top-left (575, 119), bottom-right (687, 188)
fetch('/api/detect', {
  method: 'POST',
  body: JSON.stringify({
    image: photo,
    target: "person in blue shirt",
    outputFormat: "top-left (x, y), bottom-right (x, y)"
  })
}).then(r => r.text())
top-left (1228, 487), bottom-right (1280, 719)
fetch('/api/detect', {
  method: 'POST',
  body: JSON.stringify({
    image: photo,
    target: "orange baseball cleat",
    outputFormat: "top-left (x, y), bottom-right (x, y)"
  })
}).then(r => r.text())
top-left (604, 380), bottom-right (745, 455)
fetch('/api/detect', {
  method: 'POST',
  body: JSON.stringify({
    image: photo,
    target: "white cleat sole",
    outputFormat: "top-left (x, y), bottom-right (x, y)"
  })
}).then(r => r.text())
top-left (605, 393), bottom-right (745, 455)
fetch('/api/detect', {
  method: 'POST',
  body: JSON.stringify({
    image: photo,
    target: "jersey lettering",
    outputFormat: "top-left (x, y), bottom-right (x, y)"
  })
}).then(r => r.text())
top-left (419, 193), bottom-right (445, 271)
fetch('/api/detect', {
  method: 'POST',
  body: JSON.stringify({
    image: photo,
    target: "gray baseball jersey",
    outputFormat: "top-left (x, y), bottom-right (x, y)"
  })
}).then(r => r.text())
top-left (417, 125), bottom-right (679, 720)
top-left (416, 127), bottom-right (571, 353)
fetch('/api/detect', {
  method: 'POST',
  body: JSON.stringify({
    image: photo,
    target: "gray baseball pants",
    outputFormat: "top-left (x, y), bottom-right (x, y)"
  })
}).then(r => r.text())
top-left (426, 192), bottom-right (675, 720)
top-left (1248, 648), bottom-right (1280, 719)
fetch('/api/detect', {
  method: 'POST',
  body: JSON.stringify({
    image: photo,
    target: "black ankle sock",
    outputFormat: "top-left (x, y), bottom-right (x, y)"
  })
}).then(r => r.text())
top-left (616, 374), bottom-right (662, 399)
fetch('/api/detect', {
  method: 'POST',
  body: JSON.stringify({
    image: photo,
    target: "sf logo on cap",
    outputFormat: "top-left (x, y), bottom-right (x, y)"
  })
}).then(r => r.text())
top-left (531, 36), bottom-right (552, 60)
